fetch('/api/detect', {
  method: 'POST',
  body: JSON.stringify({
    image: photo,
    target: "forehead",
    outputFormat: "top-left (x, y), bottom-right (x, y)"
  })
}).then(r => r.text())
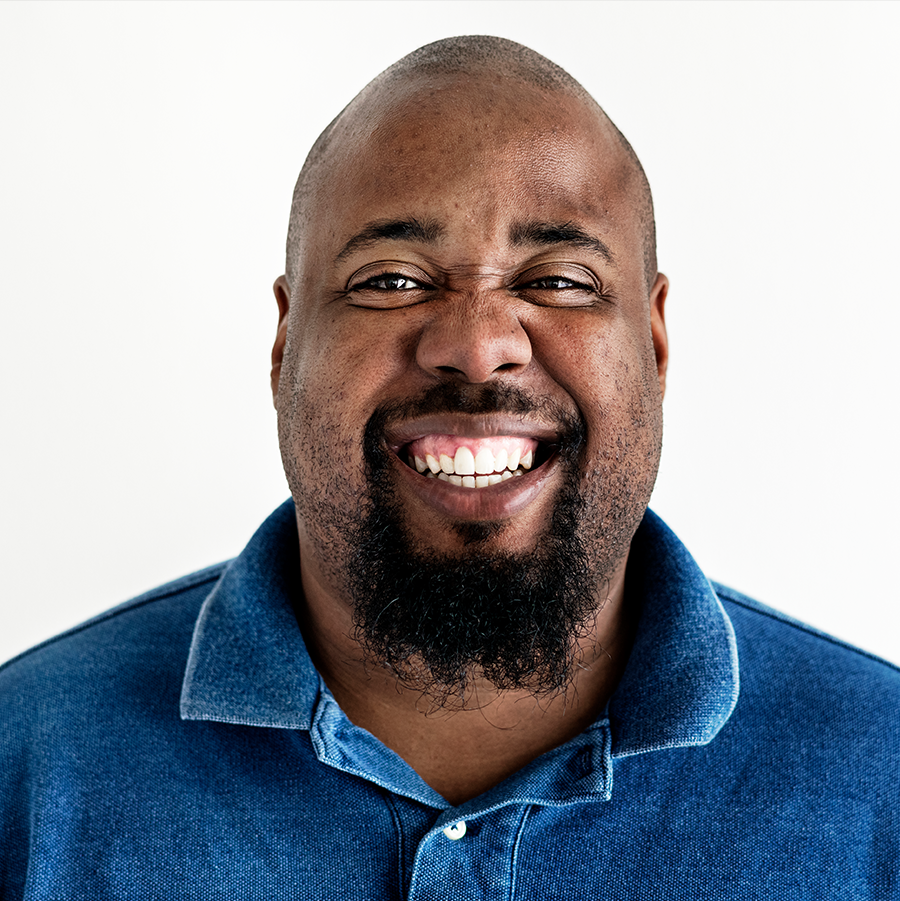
top-left (301, 75), bottom-right (637, 260)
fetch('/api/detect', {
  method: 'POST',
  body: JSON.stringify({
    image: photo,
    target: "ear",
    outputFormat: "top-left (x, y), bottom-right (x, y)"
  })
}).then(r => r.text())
top-left (649, 272), bottom-right (669, 399)
top-left (271, 275), bottom-right (291, 404)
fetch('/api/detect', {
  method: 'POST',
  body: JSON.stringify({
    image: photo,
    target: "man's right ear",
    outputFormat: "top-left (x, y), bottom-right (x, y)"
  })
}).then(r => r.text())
top-left (271, 275), bottom-right (291, 404)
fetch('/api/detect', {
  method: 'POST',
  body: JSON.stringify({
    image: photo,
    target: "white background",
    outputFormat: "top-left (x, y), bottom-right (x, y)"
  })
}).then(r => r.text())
top-left (2, 1), bottom-right (898, 665)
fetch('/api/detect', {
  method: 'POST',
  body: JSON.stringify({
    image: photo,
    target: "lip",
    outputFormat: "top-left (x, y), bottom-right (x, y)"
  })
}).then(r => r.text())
top-left (383, 413), bottom-right (562, 452)
top-left (383, 413), bottom-right (563, 522)
top-left (391, 449), bottom-right (560, 520)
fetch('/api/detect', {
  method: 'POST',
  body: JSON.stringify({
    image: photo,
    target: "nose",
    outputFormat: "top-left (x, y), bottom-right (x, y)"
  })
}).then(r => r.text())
top-left (415, 292), bottom-right (533, 383)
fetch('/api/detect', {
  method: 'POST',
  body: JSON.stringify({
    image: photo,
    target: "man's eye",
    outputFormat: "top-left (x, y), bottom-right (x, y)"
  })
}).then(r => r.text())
top-left (524, 276), bottom-right (589, 291)
top-left (355, 274), bottom-right (424, 291)
top-left (344, 264), bottom-right (435, 309)
top-left (513, 269), bottom-right (608, 308)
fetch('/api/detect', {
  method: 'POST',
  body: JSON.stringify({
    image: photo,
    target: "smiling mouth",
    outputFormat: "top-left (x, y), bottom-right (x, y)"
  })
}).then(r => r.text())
top-left (401, 434), bottom-right (553, 488)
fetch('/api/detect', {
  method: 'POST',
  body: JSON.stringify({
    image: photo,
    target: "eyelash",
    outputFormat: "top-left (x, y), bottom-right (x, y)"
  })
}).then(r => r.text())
top-left (346, 269), bottom-right (609, 309)
top-left (354, 273), bottom-right (428, 292)
top-left (352, 274), bottom-right (597, 292)
top-left (519, 275), bottom-right (594, 292)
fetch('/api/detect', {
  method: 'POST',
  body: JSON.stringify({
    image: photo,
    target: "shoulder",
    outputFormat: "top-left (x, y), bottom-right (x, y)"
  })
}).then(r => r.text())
top-left (0, 564), bottom-right (230, 893)
top-left (715, 580), bottom-right (899, 676)
top-left (0, 563), bottom-right (227, 717)
top-left (712, 581), bottom-right (900, 757)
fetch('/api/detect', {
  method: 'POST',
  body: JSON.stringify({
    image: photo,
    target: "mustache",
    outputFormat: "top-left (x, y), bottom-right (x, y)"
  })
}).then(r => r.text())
top-left (366, 382), bottom-right (586, 451)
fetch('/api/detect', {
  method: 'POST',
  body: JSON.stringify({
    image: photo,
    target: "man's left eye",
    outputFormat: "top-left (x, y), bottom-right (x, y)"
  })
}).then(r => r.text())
top-left (524, 276), bottom-right (586, 290)
top-left (514, 268), bottom-right (608, 307)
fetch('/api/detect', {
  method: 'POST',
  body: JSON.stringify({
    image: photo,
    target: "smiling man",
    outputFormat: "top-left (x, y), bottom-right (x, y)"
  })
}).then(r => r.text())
top-left (1, 36), bottom-right (898, 900)
top-left (270, 44), bottom-right (668, 803)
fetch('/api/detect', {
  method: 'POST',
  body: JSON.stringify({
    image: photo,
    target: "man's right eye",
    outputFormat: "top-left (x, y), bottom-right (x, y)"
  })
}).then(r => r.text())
top-left (354, 274), bottom-right (424, 291)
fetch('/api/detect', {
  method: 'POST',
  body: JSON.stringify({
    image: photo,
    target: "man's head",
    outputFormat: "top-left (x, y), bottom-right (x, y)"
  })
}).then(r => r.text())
top-left (271, 36), bottom-right (668, 700)
top-left (283, 36), bottom-right (658, 296)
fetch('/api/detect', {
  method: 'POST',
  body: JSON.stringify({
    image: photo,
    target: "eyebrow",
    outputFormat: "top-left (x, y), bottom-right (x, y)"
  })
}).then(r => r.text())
top-left (333, 216), bottom-right (615, 266)
top-left (509, 220), bottom-right (615, 265)
top-left (334, 218), bottom-right (444, 263)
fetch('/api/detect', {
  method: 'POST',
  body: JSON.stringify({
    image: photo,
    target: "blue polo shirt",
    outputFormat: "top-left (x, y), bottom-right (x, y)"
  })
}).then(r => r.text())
top-left (1, 500), bottom-right (898, 898)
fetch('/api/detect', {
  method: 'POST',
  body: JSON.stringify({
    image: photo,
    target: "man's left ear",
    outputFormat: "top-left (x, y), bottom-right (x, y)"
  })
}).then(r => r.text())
top-left (649, 272), bottom-right (669, 399)
top-left (271, 275), bottom-right (291, 404)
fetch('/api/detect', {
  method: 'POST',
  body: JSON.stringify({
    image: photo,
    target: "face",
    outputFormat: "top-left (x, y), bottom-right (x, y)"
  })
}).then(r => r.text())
top-left (272, 75), bottom-right (668, 692)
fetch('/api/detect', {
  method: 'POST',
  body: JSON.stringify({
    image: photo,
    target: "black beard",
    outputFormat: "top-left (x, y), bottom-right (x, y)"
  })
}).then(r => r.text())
top-left (346, 383), bottom-right (603, 703)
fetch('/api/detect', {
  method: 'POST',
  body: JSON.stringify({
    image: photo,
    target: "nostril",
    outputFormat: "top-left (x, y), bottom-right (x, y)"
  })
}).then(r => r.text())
top-left (414, 304), bottom-right (532, 384)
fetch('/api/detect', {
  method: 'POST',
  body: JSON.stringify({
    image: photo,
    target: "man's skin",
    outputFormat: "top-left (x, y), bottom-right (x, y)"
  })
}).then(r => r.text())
top-left (270, 69), bottom-right (669, 806)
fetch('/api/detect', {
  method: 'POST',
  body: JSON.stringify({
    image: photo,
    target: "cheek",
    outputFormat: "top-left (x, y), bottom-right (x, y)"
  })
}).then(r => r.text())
top-left (536, 315), bottom-right (660, 451)
top-left (533, 315), bottom-right (623, 407)
top-left (282, 310), bottom-right (418, 444)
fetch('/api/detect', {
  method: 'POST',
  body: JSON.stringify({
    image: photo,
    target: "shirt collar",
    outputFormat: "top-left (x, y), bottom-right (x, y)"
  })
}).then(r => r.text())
top-left (180, 500), bottom-right (318, 728)
top-left (609, 509), bottom-right (740, 757)
top-left (181, 501), bottom-right (739, 756)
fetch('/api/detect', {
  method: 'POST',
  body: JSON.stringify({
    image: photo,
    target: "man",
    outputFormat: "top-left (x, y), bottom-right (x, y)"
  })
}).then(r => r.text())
top-left (1, 35), bottom-right (897, 899)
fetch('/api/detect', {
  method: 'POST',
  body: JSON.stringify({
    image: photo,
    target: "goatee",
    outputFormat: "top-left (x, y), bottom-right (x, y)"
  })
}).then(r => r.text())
top-left (347, 383), bottom-right (606, 704)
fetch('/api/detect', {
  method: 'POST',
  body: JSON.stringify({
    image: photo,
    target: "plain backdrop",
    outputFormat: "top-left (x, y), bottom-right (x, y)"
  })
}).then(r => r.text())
top-left (2, 1), bottom-right (898, 666)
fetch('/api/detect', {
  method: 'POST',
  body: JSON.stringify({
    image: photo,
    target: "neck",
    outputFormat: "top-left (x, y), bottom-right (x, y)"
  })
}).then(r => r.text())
top-left (295, 552), bottom-right (636, 806)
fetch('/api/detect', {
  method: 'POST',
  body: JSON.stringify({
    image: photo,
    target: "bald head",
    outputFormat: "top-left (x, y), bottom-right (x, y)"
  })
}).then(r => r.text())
top-left (285, 36), bottom-right (657, 291)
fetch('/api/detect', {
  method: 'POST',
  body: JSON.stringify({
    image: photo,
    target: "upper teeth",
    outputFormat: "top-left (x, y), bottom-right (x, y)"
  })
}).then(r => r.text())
top-left (413, 445), bottom-right (534, 482)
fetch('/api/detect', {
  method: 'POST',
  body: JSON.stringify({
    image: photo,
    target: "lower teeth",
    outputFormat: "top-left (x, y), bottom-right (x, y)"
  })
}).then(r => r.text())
top-left (428, 469), bottom-right (521, 486)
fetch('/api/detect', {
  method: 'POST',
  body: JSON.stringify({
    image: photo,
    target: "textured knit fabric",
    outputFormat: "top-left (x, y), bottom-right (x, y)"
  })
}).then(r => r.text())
top-left (1, 499), bottom-right (898, 899)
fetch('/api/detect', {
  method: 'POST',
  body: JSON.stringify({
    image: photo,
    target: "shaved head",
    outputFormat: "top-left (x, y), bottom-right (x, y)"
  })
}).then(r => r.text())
top-left (272, 34), bottom-right (669, 700)
top-left (285, 35), bottom-right (657, 292)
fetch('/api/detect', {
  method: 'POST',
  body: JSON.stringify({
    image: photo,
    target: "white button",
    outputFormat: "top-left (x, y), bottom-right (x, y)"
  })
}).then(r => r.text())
top-left (442, 820), bottom-right (467, 840)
